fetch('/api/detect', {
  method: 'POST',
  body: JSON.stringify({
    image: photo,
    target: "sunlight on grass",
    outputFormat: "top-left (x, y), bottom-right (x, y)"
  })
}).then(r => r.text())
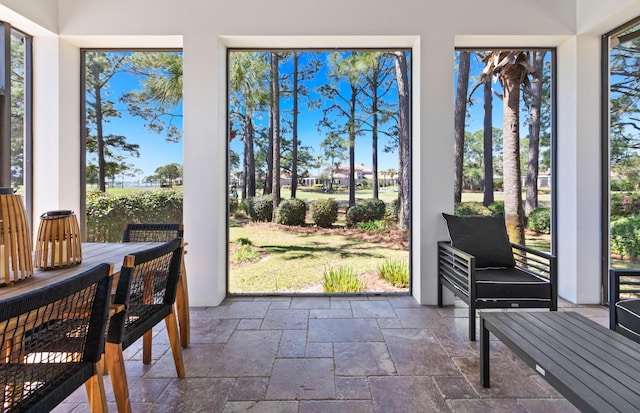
top-left (229, 224), bottom-right (408, 293)
top-left (323, 266), bottom-right (365, 293)
top-left (377, 259), bottom-right (409, 288)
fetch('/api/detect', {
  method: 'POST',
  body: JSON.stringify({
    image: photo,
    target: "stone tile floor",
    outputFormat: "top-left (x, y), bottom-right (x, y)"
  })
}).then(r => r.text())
top-left (54, 295), bottom-right (608, 412)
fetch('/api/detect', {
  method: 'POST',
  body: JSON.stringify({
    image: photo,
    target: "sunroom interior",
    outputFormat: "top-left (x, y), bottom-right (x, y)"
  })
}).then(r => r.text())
top-left (0, 0), bottom-right (637, 308)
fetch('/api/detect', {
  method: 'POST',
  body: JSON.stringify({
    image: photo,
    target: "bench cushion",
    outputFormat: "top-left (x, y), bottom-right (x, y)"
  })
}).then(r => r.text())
top-left (442, 213), bottom-right (515, 269)
top-left (475, 267), bottom-right (551, 300)
top-left (615, 299), bottom-right (640, 343)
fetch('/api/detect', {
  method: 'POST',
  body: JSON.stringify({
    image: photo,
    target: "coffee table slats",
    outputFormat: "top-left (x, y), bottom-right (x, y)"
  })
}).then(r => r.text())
top-left (481, 311), bottom-right (640, 413)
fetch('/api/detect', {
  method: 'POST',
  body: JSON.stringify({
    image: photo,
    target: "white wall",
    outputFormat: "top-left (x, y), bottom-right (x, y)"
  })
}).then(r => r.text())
top-left (3, 0), bottom-right (640, 306)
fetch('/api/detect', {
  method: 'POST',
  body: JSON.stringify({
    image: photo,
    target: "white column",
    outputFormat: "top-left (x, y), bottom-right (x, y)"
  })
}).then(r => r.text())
top-left (556, 35), bottom-right (602, 304)
top-left (182, 34), bottom-right (226, 306)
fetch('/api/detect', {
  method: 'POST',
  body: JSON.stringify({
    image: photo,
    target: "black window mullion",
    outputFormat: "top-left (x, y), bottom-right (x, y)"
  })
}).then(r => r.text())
top-left (0, 22), bottom-right (11, 187)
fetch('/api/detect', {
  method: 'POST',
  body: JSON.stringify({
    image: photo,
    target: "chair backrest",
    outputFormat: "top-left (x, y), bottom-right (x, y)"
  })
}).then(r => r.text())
top-left (0, 263), bottom-right (113, 412)
top-left (107, 238), bottom-right (183, 349)
top-left (122, 223), bottom-right (184, 243)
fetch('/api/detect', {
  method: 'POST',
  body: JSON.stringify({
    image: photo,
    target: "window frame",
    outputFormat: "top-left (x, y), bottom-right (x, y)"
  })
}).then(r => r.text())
top-left (0, 21), bottom-right (33, 225)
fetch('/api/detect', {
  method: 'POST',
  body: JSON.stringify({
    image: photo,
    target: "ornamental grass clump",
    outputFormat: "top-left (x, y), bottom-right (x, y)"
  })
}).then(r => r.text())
top-left (323, 266), bottom-right (364, 293)
top-left (233, 238), bottom-right (260, 263)
top-left (377, 259), bottom-right (409, 288)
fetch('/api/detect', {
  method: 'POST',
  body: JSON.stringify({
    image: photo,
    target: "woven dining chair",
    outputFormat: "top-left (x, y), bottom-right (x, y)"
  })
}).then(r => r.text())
top-left (0, 263), bottom-right (113, 413)
top-left (106, 238), bottom-right (184, 413)
top-left (122, 223), bottom-right (190, 348)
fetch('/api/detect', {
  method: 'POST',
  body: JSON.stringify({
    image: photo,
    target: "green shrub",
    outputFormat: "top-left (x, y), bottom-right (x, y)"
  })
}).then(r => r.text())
top-left (488, 201), bottom-right (504, 214)
top-left (235, 237), bottom-right (252, 246)
top-left (527, 207), bottom-right (551, 234)
top-left (377, 259), bottom-right (409, 288)
top-left (361, 198), bottom-right (386, 221)
top-left (385, 198), bottom-right (399, 222)
top-left (247, 195), bottom-right (273, 222)
top-left (311, 199), bottom-right (339, 228)
top-left (611, 216), bottom-right (640, 260)
top-left (454, 202), bottom-right (492, 216)
top-left (355, 220), bottom-right (387, 232)
top-left (611, 192), bottom-right (640, 220)
top-left (611, 180), bottom-right (636, 192)
top-left (346, 204), bottom-right (367, 226)
top-left (312, 183), bottom-right (323, 189)
top-left (276, 198), bottom-right (307, 226)
top-left (86, 190), bottom-right (183, 242)
top-left (239, 200), bottom-right (249, 214)
top-left (233, 244), bottom-right (260, 263)
top-left (323, 267), bottom-right (364, 293)
top-left (229, 196), bottom-right (239, 214)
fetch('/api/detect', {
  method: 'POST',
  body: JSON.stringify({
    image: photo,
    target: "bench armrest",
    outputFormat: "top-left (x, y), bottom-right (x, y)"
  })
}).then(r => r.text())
top-left (609, 269), bottom-right (640, 329)
top-left (438, 241), bottom-right (475, 297)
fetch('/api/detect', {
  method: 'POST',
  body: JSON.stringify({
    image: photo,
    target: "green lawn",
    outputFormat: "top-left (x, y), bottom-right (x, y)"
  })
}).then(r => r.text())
top-left (461, 191), bottom-right (551, 206)
top-left (228, 222), bottom-right (408, 293)
top-left (293, 187), bottom-right (398, 203)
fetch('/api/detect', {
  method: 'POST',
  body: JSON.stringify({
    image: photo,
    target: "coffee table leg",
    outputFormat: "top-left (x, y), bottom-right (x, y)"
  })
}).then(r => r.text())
top-left (480, 316), bottom-right (490, 388)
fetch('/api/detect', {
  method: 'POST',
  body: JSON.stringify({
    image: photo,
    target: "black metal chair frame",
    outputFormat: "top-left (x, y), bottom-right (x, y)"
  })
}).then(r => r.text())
top-left (438, 241), bottom-right (558, 341)
top-left (122, 222), bottom-right (190, 348)
top-left (609, 269), bottom-right (640, 343)
top-left (0, 263), bottom-right (113, 413)
top-left (106, 238), bottom-right (185, 413)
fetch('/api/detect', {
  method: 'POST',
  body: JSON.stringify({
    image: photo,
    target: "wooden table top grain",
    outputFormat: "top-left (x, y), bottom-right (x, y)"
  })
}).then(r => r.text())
top-left (0, 242), bottom-right (162, 301)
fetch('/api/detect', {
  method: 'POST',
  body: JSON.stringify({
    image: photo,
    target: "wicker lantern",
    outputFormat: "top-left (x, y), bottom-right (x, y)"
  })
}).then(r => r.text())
top-left (0, 187), bottom-right (33, 284)
top-left (34, 210), bottom-right (83, 269)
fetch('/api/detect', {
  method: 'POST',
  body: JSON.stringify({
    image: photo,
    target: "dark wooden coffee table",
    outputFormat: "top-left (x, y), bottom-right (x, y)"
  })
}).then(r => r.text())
top-left (480, 310), bottom-right (640, 413)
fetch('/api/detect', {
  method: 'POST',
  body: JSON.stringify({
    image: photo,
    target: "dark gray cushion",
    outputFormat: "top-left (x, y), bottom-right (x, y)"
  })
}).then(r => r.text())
top-left (616, 299), bottom-right (640, 344)
top-left (475, 267), bottom-right (551, 300)
top-left (442, 213), bottom-right (515, 268)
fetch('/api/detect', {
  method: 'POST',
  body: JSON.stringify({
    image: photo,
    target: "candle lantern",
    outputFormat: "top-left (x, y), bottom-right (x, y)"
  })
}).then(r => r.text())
top-left (0, 187), bottom-right (33, 284)
top-left (34, 210), bottom-right (82, 269)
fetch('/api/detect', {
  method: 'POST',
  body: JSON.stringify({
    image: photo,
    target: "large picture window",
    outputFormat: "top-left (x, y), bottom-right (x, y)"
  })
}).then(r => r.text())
top-left (227, 49), bottom-right (411, 294)
top-left (453, 49), bottom-right (556, 253)
top-left (0, 22), bottom-right (32, 220)
top-left (603, 18), bottom-right (640, 279)
top-left (81, 49), bottom-right (183, 242)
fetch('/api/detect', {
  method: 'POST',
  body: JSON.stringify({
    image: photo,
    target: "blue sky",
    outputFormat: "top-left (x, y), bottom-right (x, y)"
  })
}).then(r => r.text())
top-left (92, 50), bottom-right (408, 180)
top-left (229, 50), bottom-right (408, 177)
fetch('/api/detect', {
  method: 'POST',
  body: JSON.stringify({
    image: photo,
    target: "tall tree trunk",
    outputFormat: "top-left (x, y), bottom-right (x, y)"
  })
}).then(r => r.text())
top-left (525, 51), bottom-right (545, 216)
top-left (243, 115), bottom-right (256, 200)
top-left (348, 84), bottom-right (357, 207)
top-left (264, 123), bottom-right (272, 195)
top-left (92, 64), bottom-right (107, 192)
top-left (482, 75), bottom-right (494, 206)
top-left (291, 52), bottom-right (299, 199)
top-left (501, 68), bottom-right (526, 245)
top-left (271, 52), bottom-right (281, 221)
top-left (393, 51), bottom-right (411, 230)
top-left (454, 51), bottom-right (470, 204)
top-left (372, 58), bottom-right (380, 200)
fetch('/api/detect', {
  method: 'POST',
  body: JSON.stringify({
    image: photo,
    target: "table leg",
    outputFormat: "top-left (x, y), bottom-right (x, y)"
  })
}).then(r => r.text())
top-left (480, 316), bottom-right (490, 388)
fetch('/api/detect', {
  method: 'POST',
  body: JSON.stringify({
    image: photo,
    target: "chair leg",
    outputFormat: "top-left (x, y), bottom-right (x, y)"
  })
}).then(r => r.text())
top-left (469, 305), bottom-right (477, 341)
top-left (165, 308), bottom-right (185, 378)
top-left (437, 278), bottom-right (443, 308)
top-left (143, 330), bottom-right (153, 365)
top-left (106, 342), bottom-right (132, 413)
top-left (176, 260), bottom-right (190, 348)
top-left (86, 359), bottom-right (108, 413)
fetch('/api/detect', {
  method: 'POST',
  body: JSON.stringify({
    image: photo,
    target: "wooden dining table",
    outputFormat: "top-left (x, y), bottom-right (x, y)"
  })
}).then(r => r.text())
top-left (0, 242), bottom-right (190, 346)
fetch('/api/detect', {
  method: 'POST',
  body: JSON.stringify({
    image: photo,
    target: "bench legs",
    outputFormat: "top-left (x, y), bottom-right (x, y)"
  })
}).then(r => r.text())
top-left (469, 305), bottom-right (477, 341)
top-left (480, 316), bottom-right (490, 387)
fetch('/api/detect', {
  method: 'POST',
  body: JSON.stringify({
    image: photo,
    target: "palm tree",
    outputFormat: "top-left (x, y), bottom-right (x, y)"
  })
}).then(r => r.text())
top-left (481, 51), bottom-right (536, 244)
top-left (454, 51), bottom-right (470, 204)
top-left (270, 52), bottom-right (281, 221)
top-left (392, 51), bottom-right (411, 230)
top-left (229, 52), bottom-right (270, 200)
top-left (524, 51), bottom-right (547, 215)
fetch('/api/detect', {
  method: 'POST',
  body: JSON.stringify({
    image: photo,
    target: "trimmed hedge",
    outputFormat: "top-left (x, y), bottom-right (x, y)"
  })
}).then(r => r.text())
top-left (527, 207), bottom-right (551, 234)
top-left (311, 199), bottom-right (339, 228)
top-left (454, 201), bottom-right (492, 216)
top-left (248, 195), bottom-right (273, 222)
top-left (611, 215), bottom-right (640, 260)
top-left (86, 190), bottom-right (183, 242)
top-left (276, 198), bottom-right (307, 226)
top-left (346, 204), bottom-right (367, 226)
